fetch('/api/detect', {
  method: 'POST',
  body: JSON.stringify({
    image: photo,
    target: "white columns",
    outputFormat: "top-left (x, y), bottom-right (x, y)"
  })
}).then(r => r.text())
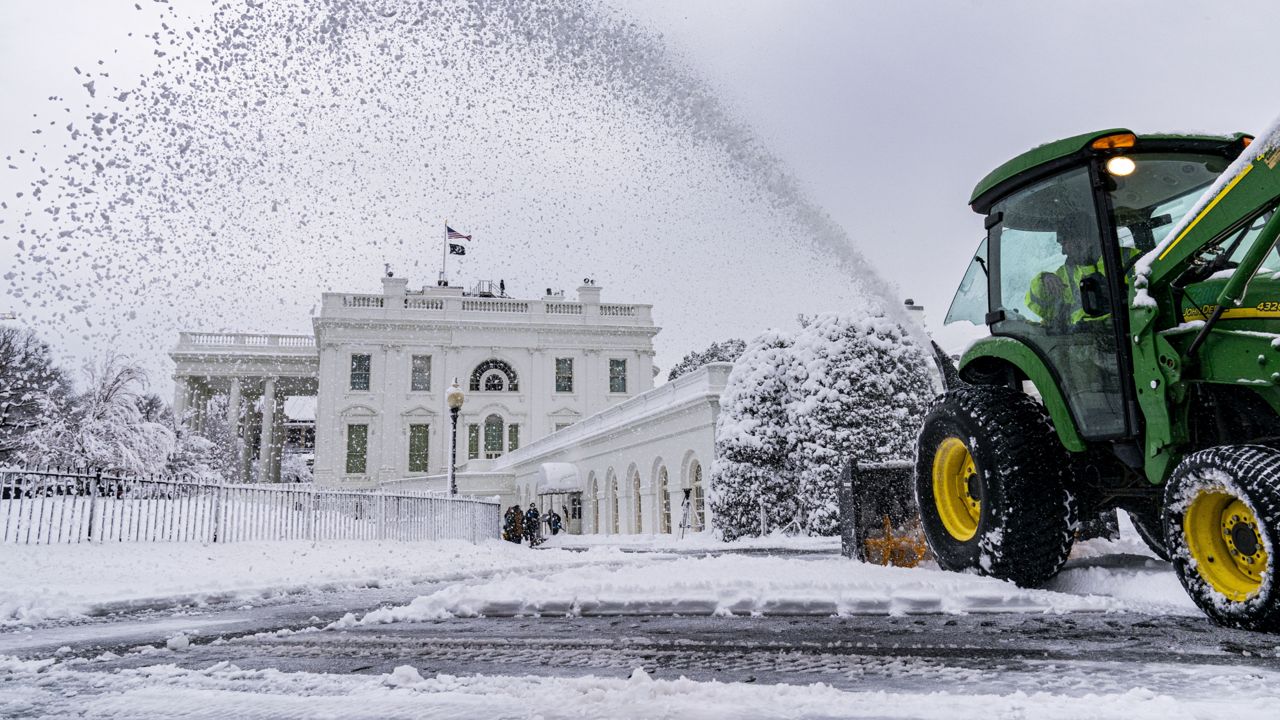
top-left (240, 390), bottom-right (256, 483)
top-left (226, 378), bottom-right (243, 482)
top-left (270, 392), bottom-right (285, 483)
top-left (173, 376), bottom-right (191, 425)
top-left (258, 377), bottom-right (277, 483)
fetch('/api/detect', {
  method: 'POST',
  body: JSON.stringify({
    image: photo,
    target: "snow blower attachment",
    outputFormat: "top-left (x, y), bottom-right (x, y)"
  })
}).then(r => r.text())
top-left (917, 122), bottom-right (1280, 630)
top-left (839, 461), bottom-right (930, 568)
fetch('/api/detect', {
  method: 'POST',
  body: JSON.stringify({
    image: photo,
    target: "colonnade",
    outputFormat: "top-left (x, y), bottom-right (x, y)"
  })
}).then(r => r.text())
top-left (173, 375), bottom-right (297, 483)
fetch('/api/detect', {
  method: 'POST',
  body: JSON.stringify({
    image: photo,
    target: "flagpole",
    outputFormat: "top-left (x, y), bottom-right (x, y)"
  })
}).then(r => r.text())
top-left (440, 219), bottom-right (448, 286)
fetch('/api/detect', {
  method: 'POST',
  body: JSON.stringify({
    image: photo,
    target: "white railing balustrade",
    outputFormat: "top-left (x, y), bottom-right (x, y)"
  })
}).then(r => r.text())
top-left (405, 297), bottom-right (445, 310)
top-left (342, 294), bottom-right (385, 308)
top-left (1, 467), bottom-right (499, 545)
top-left (461, 299), bottom-right (530, 313)
top-left (178, 332), bottom-right (316, 349)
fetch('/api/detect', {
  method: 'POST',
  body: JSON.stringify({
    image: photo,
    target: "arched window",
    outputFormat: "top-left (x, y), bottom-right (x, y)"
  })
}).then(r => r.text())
top-left (691, 460), bottom-right (705, 532)
top-left (483, 414), bottom-right (504, 458)
top-left (606, 471), bottom-right (619, 535)
top-left (631, 470), bottom-right (643, 534)
top-left (589, 473), bottom-right (599, 534)
top-left (658, 467), bottom-right (671, 534)
top-left (470, 359), bottom-right (518, 392)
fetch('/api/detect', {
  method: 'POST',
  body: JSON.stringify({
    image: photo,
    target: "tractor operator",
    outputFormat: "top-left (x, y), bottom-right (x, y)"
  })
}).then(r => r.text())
top-left (1025, 217), bottom-right (1138, 332)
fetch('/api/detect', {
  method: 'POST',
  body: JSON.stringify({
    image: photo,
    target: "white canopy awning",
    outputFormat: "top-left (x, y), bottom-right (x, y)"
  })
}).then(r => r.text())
top-left (536, 462), bottom-right (581, 495)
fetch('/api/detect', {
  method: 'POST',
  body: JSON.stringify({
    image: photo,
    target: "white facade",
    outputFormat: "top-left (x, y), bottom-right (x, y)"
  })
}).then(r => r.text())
top-left (502, 362), bottom-right (726, 535)
top-left (382, 363), bottom-right (727, 536)
top-left (171, 275), bottom-right (660, 491)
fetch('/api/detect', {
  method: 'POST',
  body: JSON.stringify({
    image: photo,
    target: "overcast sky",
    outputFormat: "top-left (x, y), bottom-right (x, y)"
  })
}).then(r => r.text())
top-left (4, 0), bottom-right (1280, 383)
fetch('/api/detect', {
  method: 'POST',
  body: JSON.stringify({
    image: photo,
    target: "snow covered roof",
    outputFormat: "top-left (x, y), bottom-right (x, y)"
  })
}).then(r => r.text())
top-left (535, 462), bottom-right (581, 495)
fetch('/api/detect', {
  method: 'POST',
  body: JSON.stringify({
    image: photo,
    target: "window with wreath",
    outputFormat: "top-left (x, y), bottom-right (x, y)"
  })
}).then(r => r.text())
top-left (469, 359), bottom-right (519, 392)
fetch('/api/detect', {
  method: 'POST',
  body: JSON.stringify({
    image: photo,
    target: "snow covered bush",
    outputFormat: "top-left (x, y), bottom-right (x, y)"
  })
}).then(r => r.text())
top-left (20, 354), bottom-right (176, 475)
top-left (281, 453), bottom-right (315, 483)
top-left (668, 339), bottom-right (746, 381)
top-left (711, 314), bottom-right (934, 539)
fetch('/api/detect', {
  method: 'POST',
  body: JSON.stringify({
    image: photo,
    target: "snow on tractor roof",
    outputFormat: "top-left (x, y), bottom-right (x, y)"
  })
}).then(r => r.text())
top-left (969, 129), bottom-right (1249, 212)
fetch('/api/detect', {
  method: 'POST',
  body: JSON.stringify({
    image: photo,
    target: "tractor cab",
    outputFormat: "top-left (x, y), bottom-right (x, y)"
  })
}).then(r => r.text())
top-left (945, 131), bottom-right (1250, 447)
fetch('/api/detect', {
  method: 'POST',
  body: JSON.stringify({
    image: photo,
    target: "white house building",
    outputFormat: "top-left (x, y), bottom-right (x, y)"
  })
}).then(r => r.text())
top-left (170, 273), bottom-right (717, 534)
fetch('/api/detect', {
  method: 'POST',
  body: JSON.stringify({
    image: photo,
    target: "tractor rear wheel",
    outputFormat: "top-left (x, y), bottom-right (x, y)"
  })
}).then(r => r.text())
top-left (915, 385), bottom-right (1075, 587)
top-left (1164, 445), bottom-right (1280, 631)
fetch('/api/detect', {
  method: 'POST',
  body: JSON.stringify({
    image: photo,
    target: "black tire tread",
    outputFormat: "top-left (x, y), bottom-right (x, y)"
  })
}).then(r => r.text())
top-left (915, 384), bottom-right (1075, 587)
top-left (1164, 444), bottom-right (1280, 631)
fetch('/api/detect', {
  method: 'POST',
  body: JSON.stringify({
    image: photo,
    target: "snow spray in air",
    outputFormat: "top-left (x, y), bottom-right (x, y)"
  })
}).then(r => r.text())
top-left (2, 0), bottom-right (919, 378)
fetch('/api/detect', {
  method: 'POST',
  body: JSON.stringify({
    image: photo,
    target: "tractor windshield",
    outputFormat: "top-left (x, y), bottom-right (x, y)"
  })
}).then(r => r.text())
top-left (1106, 152), bottom-right (1231, 256)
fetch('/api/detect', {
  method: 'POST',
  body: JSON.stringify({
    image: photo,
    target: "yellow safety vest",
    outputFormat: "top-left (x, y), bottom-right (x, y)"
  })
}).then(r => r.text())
top-left (1026, 247), bottom-right (1139, 326)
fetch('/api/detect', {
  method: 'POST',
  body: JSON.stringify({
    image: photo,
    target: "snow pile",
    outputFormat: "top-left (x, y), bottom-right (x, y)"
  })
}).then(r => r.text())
top-left (0, 540), bottom-right (624, 627)
top-left (351, 553), bottom-right (1190, 624)
top-left (3, 656), bottom-right (1275, 719)
top-left (711, 314), bottom-right (934, 539)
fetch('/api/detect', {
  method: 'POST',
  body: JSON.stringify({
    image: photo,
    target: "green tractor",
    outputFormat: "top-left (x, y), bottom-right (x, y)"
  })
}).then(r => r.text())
top-left (922, 126), bottom-right (1280, 630)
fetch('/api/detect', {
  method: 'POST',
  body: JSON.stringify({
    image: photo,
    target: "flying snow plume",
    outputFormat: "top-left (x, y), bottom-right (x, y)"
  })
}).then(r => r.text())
top-left (2, 0), bottom-right (906, 385)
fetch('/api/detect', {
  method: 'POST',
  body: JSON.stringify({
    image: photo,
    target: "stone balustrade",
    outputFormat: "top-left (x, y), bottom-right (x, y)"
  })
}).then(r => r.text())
top-left (176, 332), bottom-right (317, 352)
top-left (322, 293), bottom-right (653, 325)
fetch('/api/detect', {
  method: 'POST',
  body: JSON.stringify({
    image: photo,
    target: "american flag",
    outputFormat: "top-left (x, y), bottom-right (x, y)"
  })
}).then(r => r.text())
top-left (446, 225), bottom-right (471, 241)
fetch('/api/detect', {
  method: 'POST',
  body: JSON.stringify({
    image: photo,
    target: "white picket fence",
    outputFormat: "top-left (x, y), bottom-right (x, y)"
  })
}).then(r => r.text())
top-left (0, 467), bottom-right (499, 545)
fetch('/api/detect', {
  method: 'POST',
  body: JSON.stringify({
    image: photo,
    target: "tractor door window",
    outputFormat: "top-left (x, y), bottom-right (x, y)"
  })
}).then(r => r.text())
top-left (991, 166), bottom-right (1127, 439)
top-left (944, 238), bottom-right (988, 327)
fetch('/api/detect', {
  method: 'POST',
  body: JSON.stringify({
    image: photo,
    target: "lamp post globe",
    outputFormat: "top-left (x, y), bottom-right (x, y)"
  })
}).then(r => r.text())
top-left (446, 379), bottom-right (464, 496)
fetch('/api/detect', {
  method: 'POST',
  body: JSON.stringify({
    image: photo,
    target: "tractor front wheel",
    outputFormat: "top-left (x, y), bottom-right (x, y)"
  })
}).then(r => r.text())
top-left (915, 385), bottom-right (1075, 587)
top-left (1164, 445), bottom-right (1280, 631)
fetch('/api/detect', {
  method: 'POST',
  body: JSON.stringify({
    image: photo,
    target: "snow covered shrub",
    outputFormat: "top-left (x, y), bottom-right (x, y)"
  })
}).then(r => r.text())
top-left (789, 313), bottom-right (934, 534)
top-left (710, 330), bottom-right (804, 540)
top-left (21, 354), bottom-right (175, 475)
top-left (711, 315), bottom-right (934, 539)
top-left (280, 453), bottom-right (314, 483)
top-left (167, 426), bottom-right (223, 481)
top-left (668, 339), bottom-right (746, 381)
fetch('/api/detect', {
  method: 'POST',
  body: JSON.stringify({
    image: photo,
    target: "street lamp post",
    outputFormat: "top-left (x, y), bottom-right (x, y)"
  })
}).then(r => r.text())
top-left (446, 379), bottom-right (465, 496)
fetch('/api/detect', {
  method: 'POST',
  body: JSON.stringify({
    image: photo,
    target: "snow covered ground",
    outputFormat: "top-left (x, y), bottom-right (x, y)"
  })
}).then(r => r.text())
top-left (2, 527), bottom-right (1269, 718)
top-left (0, 539), bottom-right (630, 628)
top-left (1, 520), bottom-right (1197, 630)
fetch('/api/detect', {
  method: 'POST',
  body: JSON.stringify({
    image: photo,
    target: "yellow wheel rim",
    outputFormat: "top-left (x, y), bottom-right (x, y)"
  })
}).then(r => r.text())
top-left (1184, 490), bottom-right (1268, 602)
top-left (932, 437), bottom-right (982, 542)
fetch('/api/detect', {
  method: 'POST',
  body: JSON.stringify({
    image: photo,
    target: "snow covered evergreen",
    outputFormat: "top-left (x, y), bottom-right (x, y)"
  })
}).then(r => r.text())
top-left (668, 339), bottom-right (746, 381)
top-left (711, 314), bottom-right (934, 539)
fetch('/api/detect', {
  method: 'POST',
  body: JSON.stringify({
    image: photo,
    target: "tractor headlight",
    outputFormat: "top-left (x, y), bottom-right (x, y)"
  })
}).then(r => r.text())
top-left (1106, 156), bottom-right (1137, 177)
